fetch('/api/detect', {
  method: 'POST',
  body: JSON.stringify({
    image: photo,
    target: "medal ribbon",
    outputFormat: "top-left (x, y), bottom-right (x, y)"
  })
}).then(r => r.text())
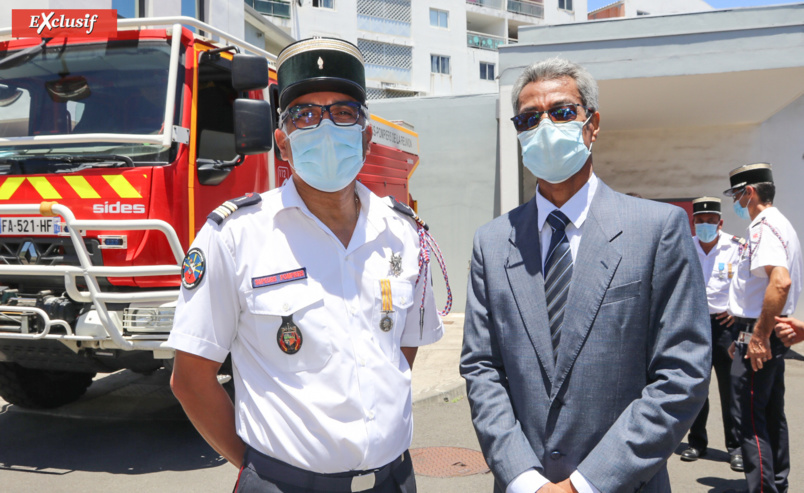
top-left (380, 279), bottom-right (393, 312)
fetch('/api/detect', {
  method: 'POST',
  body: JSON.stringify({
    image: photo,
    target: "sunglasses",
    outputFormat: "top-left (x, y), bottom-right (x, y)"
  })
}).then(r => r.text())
top-left (510, 103), bottom-right (591, 132)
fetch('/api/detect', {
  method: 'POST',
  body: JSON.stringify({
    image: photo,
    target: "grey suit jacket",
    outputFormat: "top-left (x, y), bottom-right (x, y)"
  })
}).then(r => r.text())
top-left (460, 181), bottom-right (711, 493)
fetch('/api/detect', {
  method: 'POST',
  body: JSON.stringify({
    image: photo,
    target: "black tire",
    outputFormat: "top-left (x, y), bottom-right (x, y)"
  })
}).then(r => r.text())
top-left (0, 362), bottom-right (96, 409)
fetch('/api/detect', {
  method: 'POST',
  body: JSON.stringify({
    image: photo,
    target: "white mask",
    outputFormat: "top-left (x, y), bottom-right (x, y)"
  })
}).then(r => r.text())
top-left (518, 116), bottom-right (592, 184)
top-left (286, 119), bottom-right (365, 193)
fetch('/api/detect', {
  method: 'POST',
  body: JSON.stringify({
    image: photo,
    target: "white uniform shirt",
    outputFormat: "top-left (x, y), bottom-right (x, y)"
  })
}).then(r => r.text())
top-left (168, 179), bottom-right (443, 473)
top-left (509, 173), bottom-right (600, 493)
top-left (728, 207), bottom-right (803, 318)
top-left (693, 232), bottom-right (742, 314)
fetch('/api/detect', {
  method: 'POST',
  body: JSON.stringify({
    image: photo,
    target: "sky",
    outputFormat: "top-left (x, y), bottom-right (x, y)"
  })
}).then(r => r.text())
top-left (587, 0), bottom-right (803, 10)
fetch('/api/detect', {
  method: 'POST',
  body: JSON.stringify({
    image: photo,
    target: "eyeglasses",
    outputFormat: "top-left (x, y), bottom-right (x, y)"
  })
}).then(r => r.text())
top-left (280, 102), bottom-right (368, 130)
top-left (510, 104), bottom-right (591, 132)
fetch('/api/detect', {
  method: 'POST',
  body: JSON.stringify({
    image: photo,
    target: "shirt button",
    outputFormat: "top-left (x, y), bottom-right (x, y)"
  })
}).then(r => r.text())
top-left (550, 451), bottom-right (561, 460)
top-left (282, 303), bottom-right (290, 312)
top-left (359, 358), bottom-right (366, 367)
top-left (367, 410), bottom-right (375, 420)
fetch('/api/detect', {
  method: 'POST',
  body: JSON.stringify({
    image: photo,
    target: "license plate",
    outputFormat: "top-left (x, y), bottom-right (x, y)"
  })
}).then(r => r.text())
top-left (0, 217), bottom-right (60, 236)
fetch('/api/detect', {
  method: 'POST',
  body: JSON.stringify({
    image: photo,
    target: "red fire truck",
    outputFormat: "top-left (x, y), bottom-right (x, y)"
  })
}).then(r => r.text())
top-left (0, 17), bottom-right (421, 408)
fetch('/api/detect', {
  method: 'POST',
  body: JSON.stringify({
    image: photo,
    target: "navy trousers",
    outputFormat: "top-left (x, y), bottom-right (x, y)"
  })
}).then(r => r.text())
top-left (234, 448), bottom-right (416, 493)
top-left (732, 326), bottom-right (789, 493)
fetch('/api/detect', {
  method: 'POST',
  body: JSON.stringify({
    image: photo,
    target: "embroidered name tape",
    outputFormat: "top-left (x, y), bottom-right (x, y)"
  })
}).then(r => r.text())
top-left (252, 268), bottom-right (307, 288)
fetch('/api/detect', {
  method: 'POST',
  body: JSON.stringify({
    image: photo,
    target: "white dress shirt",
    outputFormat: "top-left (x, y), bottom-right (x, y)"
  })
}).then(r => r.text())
top-left (728, 206), bottom-right (803, 318)
top-left (168, 179), bottom-right (443, 473)
top-left (693, 232), bottom-right (742, 314)
top-left (506, 172), bottom-right (600, 493)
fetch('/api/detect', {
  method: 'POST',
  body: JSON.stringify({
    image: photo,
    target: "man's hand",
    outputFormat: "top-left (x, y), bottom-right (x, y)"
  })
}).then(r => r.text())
top-left (538, 480), bottom-right (578, 492)
top-left (715, 311), bottom-right (734, 327)
top-left (774, 316), bottom-right (804, 347)
top-left (745, 333), bottom-right (772, 371)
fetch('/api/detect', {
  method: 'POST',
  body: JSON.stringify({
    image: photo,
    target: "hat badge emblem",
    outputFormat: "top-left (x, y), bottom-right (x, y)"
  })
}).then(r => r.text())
top-left (317, 57), bottom-right (324, 70)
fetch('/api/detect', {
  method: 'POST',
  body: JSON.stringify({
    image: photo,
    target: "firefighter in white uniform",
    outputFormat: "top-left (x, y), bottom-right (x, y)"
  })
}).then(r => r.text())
top-left (168, 38), bottom-right (447, 493)
top-left (680, 197), bottom-right (744, 473)
top-left (725, 163), bottom-right (802, 493)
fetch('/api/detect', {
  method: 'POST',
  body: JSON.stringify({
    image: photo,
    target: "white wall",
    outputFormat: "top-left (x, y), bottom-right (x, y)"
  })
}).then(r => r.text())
top-left (412, 0), bottom-right (467, 96)
top-left (625, 0), bottom-right (712, 17)
top-left (543, 0), bottom-right (587, 24)
top-left (296, 0), bottom-right (358, 40)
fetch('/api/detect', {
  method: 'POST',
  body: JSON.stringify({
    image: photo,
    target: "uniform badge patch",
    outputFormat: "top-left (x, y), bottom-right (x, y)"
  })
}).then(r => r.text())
top-left (277, 315), bottom-right (303, 354)
top-left (389, 253), bottom-right (402, 278)
top-left (252, 268), bottom-right (308, 288)
top-left (181, 248), bottom-right (206, 289)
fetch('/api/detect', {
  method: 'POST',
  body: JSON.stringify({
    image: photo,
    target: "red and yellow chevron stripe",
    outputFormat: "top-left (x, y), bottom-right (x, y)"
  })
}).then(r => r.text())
top-left (0, 175), bottom-right (145, 201)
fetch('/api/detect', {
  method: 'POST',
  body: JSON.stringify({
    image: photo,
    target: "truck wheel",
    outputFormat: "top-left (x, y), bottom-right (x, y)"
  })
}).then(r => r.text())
top-left (0, 363), bottom-right (96, 409)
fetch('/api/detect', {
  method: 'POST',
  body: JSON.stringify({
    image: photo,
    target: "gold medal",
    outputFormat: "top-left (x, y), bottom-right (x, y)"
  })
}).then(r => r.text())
top-left (380, 279), bottom-right (394, 332)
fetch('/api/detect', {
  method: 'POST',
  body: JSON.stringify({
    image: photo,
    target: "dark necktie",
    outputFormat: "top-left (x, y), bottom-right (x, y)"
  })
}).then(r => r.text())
top-left (544, 210), bottom-right (573, 361)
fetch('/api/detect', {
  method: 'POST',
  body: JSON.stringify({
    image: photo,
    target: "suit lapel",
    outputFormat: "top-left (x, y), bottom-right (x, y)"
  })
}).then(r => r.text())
top-left (505, 198), bottom-right (556, 382)
top-left (552, 183), bottom-right (623, 398)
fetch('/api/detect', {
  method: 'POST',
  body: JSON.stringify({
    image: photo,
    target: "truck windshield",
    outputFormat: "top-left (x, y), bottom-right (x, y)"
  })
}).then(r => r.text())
top-left (0, 39), bottom-right (174, 163)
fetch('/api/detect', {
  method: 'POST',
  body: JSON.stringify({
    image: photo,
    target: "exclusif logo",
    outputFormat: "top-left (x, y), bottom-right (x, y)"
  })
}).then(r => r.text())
top-left (12, 9), bottom-right (117, 38)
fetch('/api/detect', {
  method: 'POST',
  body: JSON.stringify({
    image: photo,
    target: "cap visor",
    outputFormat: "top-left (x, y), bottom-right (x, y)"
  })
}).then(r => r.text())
top-left (723, 187), bottom-right (743, 197)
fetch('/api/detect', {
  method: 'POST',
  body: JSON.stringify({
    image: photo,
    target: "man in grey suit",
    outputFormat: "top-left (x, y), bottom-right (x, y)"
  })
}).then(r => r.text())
top-left (460, 58), bottom-right (712, 492)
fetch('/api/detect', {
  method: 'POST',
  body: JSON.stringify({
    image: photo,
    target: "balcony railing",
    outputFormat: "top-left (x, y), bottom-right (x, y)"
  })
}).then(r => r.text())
top-left (247, 0), bottom-right (291, 19)
top-left (507, 0), bottom-right (544, 17)
top-left (465, 0), bottom-right (505, 10)
top-left (467, 31), bottom-right (517, 51)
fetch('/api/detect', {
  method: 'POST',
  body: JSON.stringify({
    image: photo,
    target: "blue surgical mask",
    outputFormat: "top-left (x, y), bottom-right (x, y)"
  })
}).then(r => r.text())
top-left (695, 223), bottom-right (719, 243)
top-left (286, 119), bottom-right (365, 193)
top-left (733, 191), bottom-right (751, 220)
top-left (518, 117), bottom-right (592, 184)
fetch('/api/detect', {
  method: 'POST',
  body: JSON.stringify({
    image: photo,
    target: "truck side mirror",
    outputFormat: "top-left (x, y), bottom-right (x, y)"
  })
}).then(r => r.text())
top-left (196, 99), bottom-right (273, 185)
top-left (234, 99), bottom-right (273, 154)
top-left (231, 55), bottom-right (269, 92)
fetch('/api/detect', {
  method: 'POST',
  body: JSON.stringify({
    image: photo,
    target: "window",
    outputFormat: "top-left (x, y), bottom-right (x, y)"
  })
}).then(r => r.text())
top-left (480, 62), bottom-right (495, 81)
top-left (429, 9), bottom-right (448, 28)
top-left (558, 0), bottom-right (572, 11)
top-left (431, 55), bottom-right (450, 75)
top-left (637, 10), bottom-right (649, 15)
top-left (313, 0), bottom-right (334, 8)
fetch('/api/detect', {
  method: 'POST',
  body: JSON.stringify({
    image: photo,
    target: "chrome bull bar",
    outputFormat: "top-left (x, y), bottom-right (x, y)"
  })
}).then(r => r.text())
top-left (0, 202), bottom-right (183, 350)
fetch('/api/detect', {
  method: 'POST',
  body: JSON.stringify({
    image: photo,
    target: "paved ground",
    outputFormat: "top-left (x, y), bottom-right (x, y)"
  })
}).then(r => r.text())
top-left (0, 312), bottom-right (802, 492)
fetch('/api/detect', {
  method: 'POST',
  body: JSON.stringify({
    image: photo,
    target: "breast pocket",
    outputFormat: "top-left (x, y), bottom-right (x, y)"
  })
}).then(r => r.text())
top-left (247, 282), bottom-right (332, 373)
top-left (601, 280), bottom-right (642, 305)
top-left (371, 280), bottom-right (414, 361)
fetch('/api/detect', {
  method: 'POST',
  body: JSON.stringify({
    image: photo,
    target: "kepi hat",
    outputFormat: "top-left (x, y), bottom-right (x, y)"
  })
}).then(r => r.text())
top-left (276, 37), bottom-right (366, 111)
top-left (692, 196), bottom-right (721, 215)
top-left (724, 163), bottom-right (773, 197)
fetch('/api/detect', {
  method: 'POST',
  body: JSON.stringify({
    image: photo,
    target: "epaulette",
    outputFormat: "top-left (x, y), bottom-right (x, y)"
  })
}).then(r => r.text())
top-left (383, 195), bottom-right (428, 231)
top-left (731, 235), bottom-right (746, 246)
top-left (208, 193), bottom-right (262, 225)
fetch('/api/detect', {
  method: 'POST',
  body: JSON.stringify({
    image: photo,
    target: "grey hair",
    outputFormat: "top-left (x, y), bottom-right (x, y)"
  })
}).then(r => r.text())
top-left (511, 57), bottom-right (599, 115)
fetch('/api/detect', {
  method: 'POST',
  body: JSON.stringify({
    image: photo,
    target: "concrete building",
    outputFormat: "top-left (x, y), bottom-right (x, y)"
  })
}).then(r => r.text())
top-left (588, 0), bottom-right (712, 20)
top-left (252, 0), bottom-right (586, 99)
top-left (373, 3), bottom-right (804, 315)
